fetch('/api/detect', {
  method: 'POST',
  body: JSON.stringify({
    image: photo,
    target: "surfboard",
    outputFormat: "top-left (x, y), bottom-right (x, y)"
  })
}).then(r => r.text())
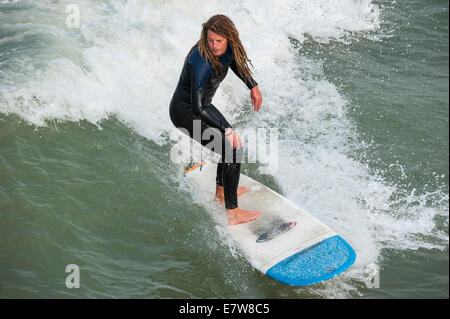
top-left (184, 161), bottom-right (356, 286)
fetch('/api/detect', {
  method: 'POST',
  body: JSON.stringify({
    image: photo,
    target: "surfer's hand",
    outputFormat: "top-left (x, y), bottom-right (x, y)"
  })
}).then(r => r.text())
top-left (226, 132), bottom-right (243, 149)
top-left (251, 86), bottom-right (262, 112)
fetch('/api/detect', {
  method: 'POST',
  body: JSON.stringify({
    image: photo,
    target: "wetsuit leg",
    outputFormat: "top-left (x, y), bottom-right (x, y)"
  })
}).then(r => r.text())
top-left (220, 144), bottom-right (243, 210)
top-left (216, 163), bottom-right (224, 186)
top-left (170, 99), bottom-right (242, 210)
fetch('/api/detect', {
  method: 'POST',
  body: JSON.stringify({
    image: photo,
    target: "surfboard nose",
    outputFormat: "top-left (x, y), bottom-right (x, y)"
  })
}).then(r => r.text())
top-left (265, 235), bottom-right (356, 286)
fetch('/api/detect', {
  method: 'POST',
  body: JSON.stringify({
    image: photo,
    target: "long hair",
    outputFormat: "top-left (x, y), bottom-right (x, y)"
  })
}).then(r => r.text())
top-left (187, 15), bottom-right (254, 80)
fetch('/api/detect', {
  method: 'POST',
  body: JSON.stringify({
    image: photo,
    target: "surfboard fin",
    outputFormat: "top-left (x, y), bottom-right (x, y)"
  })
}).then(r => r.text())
top-left (256, 221), bottom-right (297, 243)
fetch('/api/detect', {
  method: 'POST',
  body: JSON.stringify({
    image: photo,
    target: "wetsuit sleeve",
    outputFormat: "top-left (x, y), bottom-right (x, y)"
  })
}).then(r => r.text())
top-left (189, 62), bottom-right (232, 133)
top-left (229, 58), bottom-right (258, 90)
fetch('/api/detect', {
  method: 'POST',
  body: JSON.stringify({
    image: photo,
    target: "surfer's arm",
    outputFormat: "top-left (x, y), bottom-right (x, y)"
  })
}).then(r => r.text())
top-left (230, 59), bottom-right (261, 112)
top-left (189, 62), bottom-right (232, 133)
top-left (229, 58), bottom-right (257, 90)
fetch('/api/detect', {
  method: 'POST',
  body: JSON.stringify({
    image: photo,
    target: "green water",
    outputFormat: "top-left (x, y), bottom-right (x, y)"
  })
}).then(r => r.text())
top-left (298, 0), bottom-right (449, 194)
top-left (0, 117), bottom-right (327, 298)
top-left (298, 0), bottom-right (449, 298)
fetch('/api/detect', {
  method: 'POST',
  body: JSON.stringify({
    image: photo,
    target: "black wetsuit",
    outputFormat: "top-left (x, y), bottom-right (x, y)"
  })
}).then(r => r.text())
top-left (169, 44), bottom-right (257, 209)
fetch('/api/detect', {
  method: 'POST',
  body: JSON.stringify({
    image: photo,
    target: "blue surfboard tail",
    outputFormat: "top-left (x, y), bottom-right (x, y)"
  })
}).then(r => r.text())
top-left (266, 235), bottom-right (356, 286)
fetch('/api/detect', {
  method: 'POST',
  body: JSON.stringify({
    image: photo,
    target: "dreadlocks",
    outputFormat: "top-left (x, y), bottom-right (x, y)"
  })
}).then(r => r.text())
top-left (187, 14), bottom-right (255, 81)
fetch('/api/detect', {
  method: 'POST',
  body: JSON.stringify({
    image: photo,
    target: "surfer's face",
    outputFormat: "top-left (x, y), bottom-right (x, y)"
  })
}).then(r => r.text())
top-left (207, 30), bottom-right (228, 57)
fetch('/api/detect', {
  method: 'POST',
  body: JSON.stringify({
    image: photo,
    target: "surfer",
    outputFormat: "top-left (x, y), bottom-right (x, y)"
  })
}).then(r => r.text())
top-left (170, 14), bottom-right (262, 225)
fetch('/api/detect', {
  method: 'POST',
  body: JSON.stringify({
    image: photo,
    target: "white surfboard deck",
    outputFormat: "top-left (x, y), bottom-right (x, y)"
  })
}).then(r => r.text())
top-left (184, 161), bottom-right (356, 286)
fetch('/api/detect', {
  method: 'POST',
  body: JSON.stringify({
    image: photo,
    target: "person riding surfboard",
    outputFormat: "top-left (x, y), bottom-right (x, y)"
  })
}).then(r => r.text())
top-left (170, 14), bottom-right (263, 225)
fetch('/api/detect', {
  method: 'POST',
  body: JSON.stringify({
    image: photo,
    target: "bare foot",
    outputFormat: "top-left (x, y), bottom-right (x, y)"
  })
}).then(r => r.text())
top-left (214, 186), bottom-right (248, 205)
top-left (227, 207), bottom-right (262, 225)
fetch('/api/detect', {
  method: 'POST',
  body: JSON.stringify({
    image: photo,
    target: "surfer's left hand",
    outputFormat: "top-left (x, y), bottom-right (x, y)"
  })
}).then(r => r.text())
top-left (226, 132), bottom-right (243, 149)
top-left (251, 86), bottom-right (262, 112)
